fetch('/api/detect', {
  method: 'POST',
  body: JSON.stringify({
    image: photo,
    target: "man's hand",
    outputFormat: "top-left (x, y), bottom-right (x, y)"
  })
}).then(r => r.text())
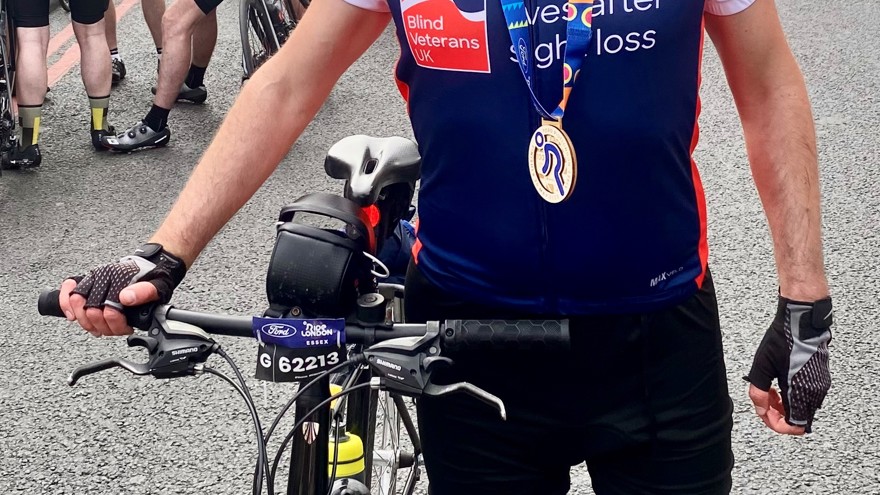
top-left (59, 244), bottom-right (187, 337)
top-left (748, 385), bottom-right (804, 435)
top-left (745, 296), bottom-right (833, 434)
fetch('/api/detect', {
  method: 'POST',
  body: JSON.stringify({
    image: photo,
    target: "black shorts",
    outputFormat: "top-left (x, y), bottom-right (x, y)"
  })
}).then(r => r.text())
top-left (405, 262), bottom-right (734, 495)
top-left (10, 0), bottom-right (109, 27)
top-left (194, 0), bottom-right (224, 14)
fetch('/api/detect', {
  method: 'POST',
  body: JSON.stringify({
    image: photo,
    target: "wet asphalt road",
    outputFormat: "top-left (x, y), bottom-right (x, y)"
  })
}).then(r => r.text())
top-left (1, 1), bottom-right (878, 494)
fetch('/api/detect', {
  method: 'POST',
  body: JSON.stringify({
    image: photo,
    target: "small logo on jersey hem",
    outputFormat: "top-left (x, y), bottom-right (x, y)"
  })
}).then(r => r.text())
top-left (649, 267), bottom-right (684, 288)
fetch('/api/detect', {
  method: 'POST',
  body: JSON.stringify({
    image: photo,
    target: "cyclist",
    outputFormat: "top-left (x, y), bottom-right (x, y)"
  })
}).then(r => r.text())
top-left (58, 0), bottom-right (833, 493)
top-left (100, 0), bottom-right (220, 151)
top-left (104, 0), bottom-right (166, 84)
top-left (7, 0), bottom-right (114, 167)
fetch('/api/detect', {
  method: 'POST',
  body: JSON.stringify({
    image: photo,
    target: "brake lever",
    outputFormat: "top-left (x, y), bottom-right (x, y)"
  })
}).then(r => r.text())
top-left (68, 306), bottom-right (220, 385)
top-left (68, 358), bottom-right (150, 386)
top-left (423, 382), bottom-right (507, 420)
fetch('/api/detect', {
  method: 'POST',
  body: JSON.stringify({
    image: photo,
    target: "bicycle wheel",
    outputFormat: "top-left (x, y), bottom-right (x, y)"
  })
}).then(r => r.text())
top-left (266, 0), bottom-right (301, 47)
top-left (0, 2), bottom-right (16, 159)
top-left (333, 370), bottom-right (414, 495)
top-left (370, 390), bottom-right (404, 495)
top-left (239, 0), bottom-right (280, 79)
top-left (365, 287), bottom-right (420, 494)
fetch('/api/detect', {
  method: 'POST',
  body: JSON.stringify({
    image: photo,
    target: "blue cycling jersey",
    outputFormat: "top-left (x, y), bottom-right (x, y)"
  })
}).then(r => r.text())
top-left (346, 0), bottom-right (755, 314)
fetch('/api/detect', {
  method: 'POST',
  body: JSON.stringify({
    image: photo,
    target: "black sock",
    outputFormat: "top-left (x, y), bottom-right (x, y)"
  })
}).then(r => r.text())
top-left (185, 64), bottom-right (207, 89)
top-left (143, 105), bottom-right (171, 131)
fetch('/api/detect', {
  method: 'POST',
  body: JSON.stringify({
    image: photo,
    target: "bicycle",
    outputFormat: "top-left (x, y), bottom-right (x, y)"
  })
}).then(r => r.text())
top-left (240, 0), bottom-right (306, 80)
top-left (0, 0), bottom-right (18, 173)
top-left (38, 288), bottom-right (568, 495)
top-left (38, 135), bottom-right (568, 495)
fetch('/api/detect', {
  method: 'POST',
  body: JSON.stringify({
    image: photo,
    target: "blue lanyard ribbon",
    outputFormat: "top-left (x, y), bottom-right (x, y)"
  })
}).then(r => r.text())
top-left (500, 0), bottom-right (594, 120)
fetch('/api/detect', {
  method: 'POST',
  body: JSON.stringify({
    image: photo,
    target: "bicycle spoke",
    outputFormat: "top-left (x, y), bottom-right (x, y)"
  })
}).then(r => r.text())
top-left (371, 392), bottom-right (402, 495)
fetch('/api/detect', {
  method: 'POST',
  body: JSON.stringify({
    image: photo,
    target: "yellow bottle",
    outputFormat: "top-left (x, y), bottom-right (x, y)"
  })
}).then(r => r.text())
top-left (328, 384), bottom-right (366, 485)
top-left (328, 426), bottom-right (366, 483)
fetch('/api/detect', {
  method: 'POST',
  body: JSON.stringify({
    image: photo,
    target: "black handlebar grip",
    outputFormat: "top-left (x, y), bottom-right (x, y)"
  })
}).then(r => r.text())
top-left (38, 289), bottom-right (153, 329)
top-left (38, 290), bottom-right (65, 318)
top-left (441, 319), bottom-right (570, 352)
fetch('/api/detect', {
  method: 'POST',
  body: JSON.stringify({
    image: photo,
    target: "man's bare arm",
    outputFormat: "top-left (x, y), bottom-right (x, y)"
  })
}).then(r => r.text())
top-left (151, 0), bottom-right (391, 267)
top-left (708, 1), bottom-right (831, 436)
top-left (706, 0), bottom-right (828, 301)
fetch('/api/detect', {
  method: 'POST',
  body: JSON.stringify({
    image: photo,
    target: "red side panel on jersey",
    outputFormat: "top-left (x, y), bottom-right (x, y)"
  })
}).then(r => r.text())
top-left (691, 19), bottom-right (709, 288)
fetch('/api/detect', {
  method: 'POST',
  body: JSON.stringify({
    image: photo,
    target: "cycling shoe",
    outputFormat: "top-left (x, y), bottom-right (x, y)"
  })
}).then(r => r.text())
top-left (151, 82), bottom-right (207, 104)
top-left (91, 124), bottom-right (116, 151)
top-left (2, 144), bottom-right (41, 169)
top-left (112, 58), bottom-right (127, 84)
top-left (102, 121), bottom-right (171, 152)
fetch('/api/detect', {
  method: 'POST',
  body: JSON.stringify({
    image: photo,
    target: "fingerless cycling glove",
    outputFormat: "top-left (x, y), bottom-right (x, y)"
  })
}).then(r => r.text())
top-left (746, 296), bottom-right (833, 432)
top-left (71, 243), bottom-right (187, 308)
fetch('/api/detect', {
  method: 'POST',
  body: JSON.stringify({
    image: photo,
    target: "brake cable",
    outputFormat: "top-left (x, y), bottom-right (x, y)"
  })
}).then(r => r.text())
top-left (214, 347), bottom-right (274, 495)
top-left (202, 365), bottom-right (271, 495)
top-left (256, 357), bottom-right (363, 492)
top-left (263, 356), bottom-right (364, 446)
top-left (270, 382), bottom-right (373, 483)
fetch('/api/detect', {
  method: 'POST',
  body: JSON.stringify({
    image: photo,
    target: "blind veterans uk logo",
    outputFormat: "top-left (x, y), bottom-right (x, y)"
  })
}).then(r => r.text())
top-left (401, 0), bottom-right (491, 72)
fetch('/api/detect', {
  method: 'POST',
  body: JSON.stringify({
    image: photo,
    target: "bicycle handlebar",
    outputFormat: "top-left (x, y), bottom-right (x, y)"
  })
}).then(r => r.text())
top-left (38, 289), bottom-right (570, 351)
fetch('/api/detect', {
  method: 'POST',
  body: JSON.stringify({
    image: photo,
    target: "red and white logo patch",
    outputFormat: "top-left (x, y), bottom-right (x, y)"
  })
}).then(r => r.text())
top-left (401, 0), bottom-right (491, 73)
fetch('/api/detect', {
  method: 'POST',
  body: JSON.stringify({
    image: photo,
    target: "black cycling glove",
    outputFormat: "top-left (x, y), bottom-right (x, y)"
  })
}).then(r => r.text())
top-left (71, 243), bottom-right (187, 308)
top-left (746, 295), bottom-right (833, 432)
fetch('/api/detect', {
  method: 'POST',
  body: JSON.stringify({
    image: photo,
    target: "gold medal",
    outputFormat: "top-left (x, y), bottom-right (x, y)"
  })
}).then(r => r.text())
top-left (528, 119), bottom-right (577, 203)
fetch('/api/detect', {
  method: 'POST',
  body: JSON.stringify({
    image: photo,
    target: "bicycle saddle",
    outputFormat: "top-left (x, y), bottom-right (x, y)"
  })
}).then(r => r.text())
top-left (324, 135), bottom-right (421, 206)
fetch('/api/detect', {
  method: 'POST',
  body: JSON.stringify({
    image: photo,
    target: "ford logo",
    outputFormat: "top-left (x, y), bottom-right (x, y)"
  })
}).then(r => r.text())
top-left (517, 38), bottom-right (529, 77)
top-left (261, 323), bottom-right (297, 338)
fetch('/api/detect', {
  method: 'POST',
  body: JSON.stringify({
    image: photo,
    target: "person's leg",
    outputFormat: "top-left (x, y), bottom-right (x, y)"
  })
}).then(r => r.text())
top-left (6, 0), bottom-right (49, 167)
top-left (104, 0), bottom-right (127, 83)
top-left (141, 0), bottom-right (165, 60)
top-left (15, 27), bottom-right (49, 138)
top-left (153, 0), bottom-right (208, 109)
top-left (191, 9), bottom-right (217, 68)
top-left (291, 0), bottom-right (306, 22)
top-left (71, 0), bottom-right (114, 149)
top-left (404, 263), bottom-right (581, 495)
top-left (101, 0), bottom-right (211, 152)
top-left (182, 9), bottom-right (216, 92)
top-left (105, 0), bottom-right (117, 53)
top-left (584, 270), bottom-right (734, 494)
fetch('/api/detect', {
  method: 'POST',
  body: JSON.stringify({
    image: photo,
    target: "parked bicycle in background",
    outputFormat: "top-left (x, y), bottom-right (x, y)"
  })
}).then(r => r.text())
top-left (240, 0), bottom-right (306, 80)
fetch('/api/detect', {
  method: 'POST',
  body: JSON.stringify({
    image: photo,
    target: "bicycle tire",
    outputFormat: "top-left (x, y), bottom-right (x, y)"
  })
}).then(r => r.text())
top-left (239, 0), bottom-right (280, 79)
top-left (0, 1), bottom-right (16, 164)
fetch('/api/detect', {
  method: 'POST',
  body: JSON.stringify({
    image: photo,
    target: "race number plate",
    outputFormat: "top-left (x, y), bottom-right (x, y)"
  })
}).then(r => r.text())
top-left (253, 317), bottom-right (346, 382)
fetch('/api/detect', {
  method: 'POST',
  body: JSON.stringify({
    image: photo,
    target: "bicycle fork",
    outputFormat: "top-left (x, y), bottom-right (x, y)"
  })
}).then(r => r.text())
top-left (288, 375), bottom-right (331, 495)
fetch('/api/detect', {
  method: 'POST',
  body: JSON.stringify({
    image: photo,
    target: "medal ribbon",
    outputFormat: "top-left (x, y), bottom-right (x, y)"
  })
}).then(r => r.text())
top-left (500, 0), bottom-right (594, 120)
